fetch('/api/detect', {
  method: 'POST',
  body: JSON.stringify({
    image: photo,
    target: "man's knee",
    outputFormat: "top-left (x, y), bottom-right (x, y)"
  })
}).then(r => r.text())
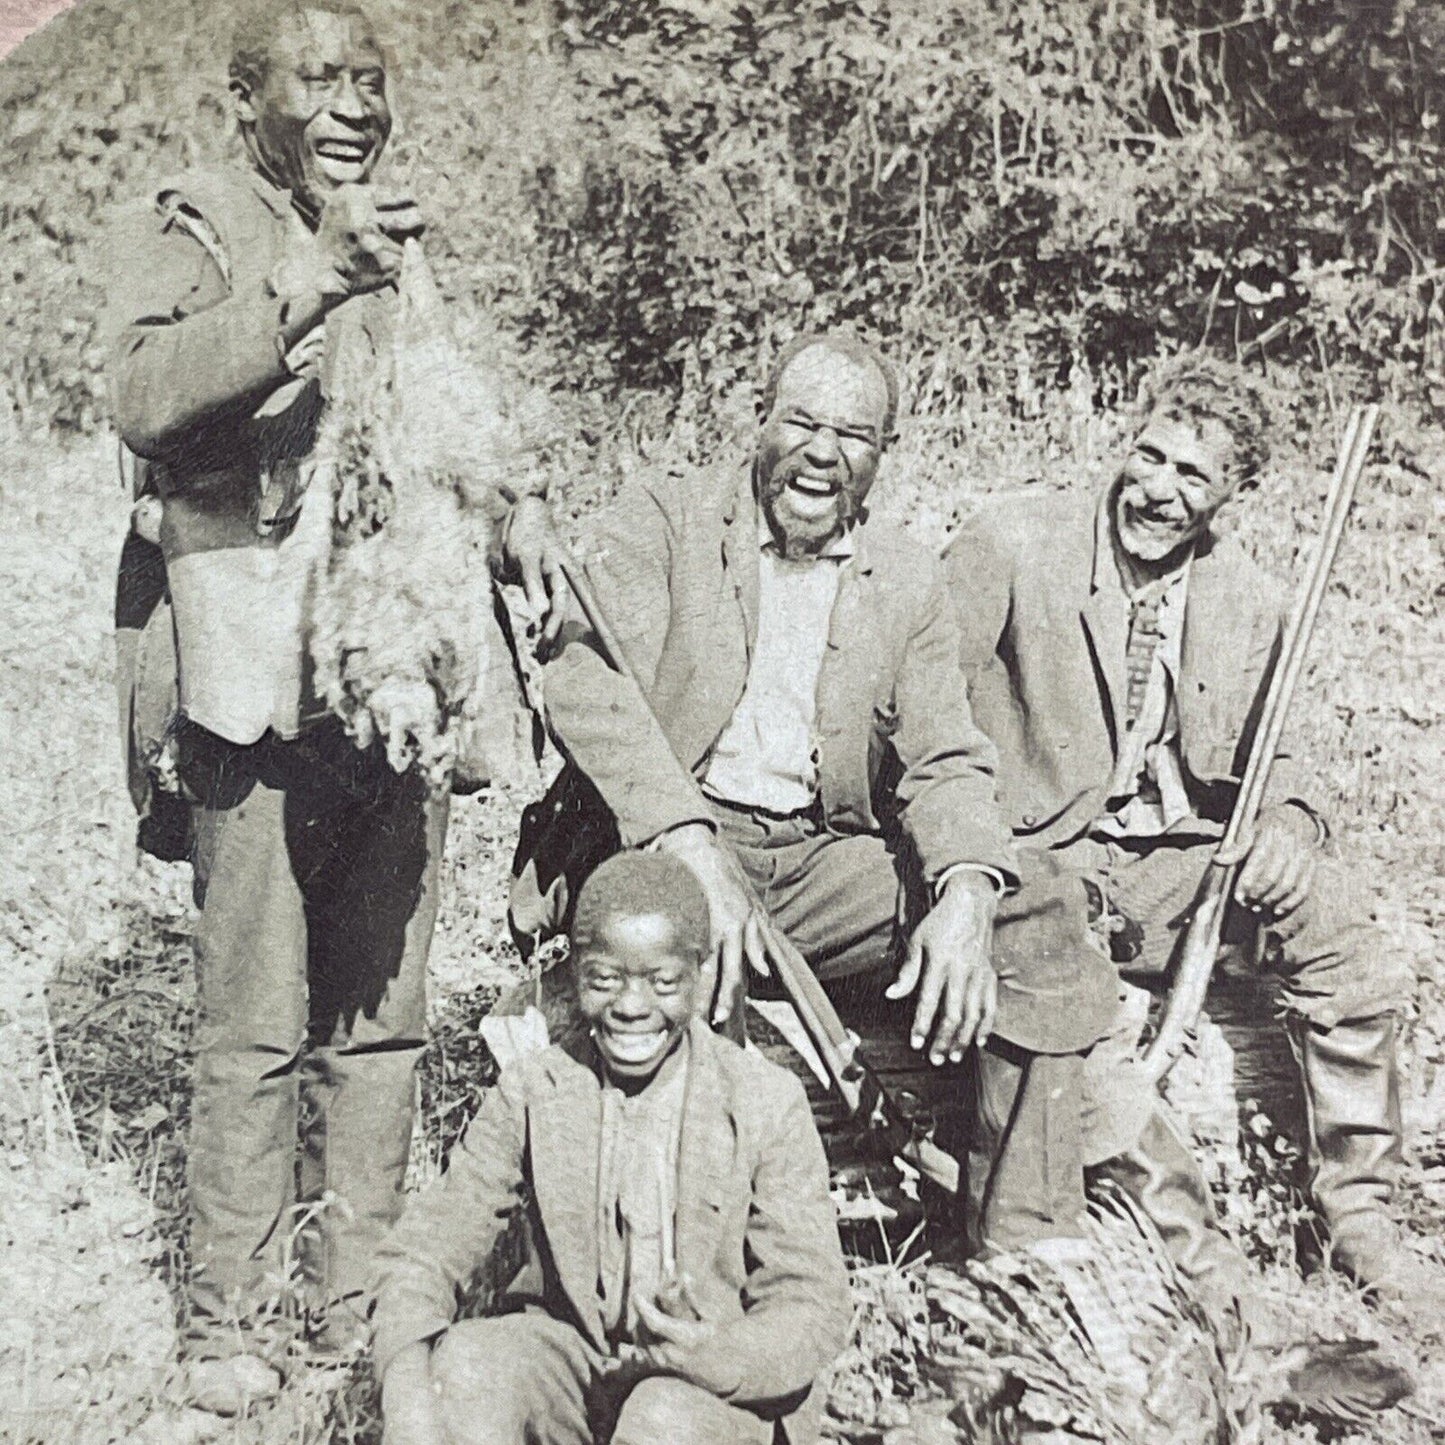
top-left (612, 1377), bottom-right (768, 1445)
top-left (1274, 859), bottom-right (1412, 1024)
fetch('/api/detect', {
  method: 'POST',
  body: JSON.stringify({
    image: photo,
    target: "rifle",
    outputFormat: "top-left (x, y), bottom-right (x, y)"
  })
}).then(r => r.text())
top-left (1141, 404), bottom-right (1379, 1085)
top-left (553, 546), bottom-right (963, 1193)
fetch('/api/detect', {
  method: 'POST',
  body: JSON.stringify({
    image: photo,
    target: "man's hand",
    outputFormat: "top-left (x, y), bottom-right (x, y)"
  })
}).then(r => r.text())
top-left (380, 1343), bottom-right (447, 1445)
top-left (275, 185), bottom-right (425, 330)
top-left (886, 872), bottom-right (998, 1066)
top-left (1221, 806), bottom-right (1318, 920)
top-left (316, 184), bottom-right (425, 295)
top-left (654, 824), bottom-right (770, 1027)
top-left (503, 495), bottom-right (567, 643)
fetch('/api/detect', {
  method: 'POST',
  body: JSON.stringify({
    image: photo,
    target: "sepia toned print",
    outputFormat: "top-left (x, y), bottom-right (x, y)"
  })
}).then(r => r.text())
top-left (2, 2), bottom-right (1442, 1442)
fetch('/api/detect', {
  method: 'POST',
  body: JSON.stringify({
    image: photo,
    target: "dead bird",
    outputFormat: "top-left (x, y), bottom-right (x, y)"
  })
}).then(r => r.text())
top-left (841, 1186), bottom-right (1413, 1445)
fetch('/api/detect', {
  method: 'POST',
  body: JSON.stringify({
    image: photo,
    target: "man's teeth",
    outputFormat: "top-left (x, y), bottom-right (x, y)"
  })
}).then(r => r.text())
top-left (791, 476), bottom-right (835, 496)
top-left (316, 141), bottom-right (368, 161)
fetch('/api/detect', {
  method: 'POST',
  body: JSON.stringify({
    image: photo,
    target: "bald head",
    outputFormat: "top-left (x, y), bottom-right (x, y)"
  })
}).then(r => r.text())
top-left (761, 331), bottom-right (898, 440)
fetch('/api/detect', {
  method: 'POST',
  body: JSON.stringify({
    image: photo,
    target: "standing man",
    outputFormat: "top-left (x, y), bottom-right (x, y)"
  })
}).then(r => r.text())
top-left (944, 357), bottom-right (1438, 1313)
top-left (513, 332), bottom-right (1119, 1258)
top-left (106, 0), bottom-right (555, 1411)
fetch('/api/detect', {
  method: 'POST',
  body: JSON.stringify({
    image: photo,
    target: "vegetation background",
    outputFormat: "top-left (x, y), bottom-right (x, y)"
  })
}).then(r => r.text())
top-left (0, 0), bottom-right (1442, 1441)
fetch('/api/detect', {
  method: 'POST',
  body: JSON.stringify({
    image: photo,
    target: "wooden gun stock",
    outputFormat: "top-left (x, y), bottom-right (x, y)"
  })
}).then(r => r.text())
top-left (554, 546), bottom-right (962, 1193)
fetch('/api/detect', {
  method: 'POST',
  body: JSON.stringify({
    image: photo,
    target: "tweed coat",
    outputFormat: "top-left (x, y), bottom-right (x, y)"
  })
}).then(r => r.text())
top-left (370, 1019), bottom-right (851, 1443)
top-left (512, 460), bottom-right (1016, 940)
top-left (943, 486), bottom-right (1313, 851)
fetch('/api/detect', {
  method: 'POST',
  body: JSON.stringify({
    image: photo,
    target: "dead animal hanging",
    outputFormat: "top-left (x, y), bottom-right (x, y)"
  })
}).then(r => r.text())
top-left (310, 239), bottom-right (531, 789)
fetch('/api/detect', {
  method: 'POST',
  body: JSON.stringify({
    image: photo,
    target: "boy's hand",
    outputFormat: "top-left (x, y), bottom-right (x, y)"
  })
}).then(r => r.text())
top-left (633, 1276), bottom-right (718, 1381)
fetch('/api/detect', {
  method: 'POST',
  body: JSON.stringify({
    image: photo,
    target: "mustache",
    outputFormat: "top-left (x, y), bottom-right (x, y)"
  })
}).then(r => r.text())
top-left (1119, 492), bottom-right (1186, 525)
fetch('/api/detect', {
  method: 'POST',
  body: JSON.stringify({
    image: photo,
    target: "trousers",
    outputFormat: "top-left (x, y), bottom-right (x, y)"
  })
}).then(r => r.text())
top-left (429, 1314), bottom-right (774, 1444)
top-left (179, 720), bottom-right (447, 1356)
top-left (1057, 833), bottom-right (1408, 1027)
top-left (714, 803), bottom-right (1118, 1250)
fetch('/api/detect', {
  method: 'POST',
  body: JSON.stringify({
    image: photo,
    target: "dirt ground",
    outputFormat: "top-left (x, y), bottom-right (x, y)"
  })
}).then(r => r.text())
top-left (2, 416), bottom-right (1443, 1443)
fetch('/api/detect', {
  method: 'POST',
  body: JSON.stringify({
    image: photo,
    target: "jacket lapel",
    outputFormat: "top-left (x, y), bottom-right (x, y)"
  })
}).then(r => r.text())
top-left (720, 468), bottom-right (760, 662)
top-left (529, 1048), bottom-right (605, 1346)
top-left (674, 1023), bottom-right (735, 1287)
top-left (1079, 489), bottom-right (1129, 753)
top-left (1177, 536), bottom-right (1258, 777)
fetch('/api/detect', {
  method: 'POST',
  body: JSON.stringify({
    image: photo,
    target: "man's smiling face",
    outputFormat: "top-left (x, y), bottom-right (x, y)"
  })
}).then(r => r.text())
top-left (576, 911), bottom-right (701, 1087)
top-left (1113, 411), bottom-right (1240, 566)
top-left (235, 7), bottom-right (391, 208)
top-left (755, 344), bottom-right (889, 558)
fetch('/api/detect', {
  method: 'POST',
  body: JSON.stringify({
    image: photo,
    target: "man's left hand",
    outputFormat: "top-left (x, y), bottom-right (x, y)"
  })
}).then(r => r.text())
top-left (503, 495), bottom-right (567, 642)
top-left (886, 872), bottom-right (999, 1067)
top-left (1226, 806), bottom-right (1317, 919)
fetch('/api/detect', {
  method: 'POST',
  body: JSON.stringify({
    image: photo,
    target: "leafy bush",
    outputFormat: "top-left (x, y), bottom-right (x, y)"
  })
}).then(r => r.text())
top-left (2, 0), bottom-right (1443, 436)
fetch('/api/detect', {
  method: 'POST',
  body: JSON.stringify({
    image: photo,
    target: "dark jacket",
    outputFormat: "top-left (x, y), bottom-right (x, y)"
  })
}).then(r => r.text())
top-left (106, 164), bottom-right (388, 743)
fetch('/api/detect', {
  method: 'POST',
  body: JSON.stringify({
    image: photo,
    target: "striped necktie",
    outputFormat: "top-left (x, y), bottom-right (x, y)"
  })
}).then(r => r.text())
top-left (1124, 585), bottom-right (1166, 729)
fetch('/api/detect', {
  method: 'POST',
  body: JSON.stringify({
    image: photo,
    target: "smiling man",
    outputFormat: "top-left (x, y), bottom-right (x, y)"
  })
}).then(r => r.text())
top-left (374, 851), bottom-right (851, 1445)
top-left (512, 331), bottom-right (1118, 1257)
top-left (945, 356), bottom-right (1435, 1315)
top-left (105, 0), bottom-right (557, 1410)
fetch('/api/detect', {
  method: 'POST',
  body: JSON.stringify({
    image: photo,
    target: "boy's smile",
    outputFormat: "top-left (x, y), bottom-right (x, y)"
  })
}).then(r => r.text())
top-left (576, 911), bottom-right (702, 1088)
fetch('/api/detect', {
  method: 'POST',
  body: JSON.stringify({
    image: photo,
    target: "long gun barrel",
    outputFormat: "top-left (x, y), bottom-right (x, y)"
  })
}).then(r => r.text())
top-left (1142, 404), bottom-right (1379, 1084)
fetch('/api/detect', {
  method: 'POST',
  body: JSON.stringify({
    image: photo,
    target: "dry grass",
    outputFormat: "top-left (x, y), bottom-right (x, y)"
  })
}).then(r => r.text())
top-left (7, 373), bottom-right (1445, 1442)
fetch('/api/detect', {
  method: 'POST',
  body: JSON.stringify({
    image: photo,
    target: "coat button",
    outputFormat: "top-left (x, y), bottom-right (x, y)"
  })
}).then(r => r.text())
top-left (1022, 813), bottom-right (1038, 828)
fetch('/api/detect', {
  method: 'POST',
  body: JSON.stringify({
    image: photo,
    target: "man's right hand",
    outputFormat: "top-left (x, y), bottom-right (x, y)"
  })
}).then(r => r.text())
top-left (276, 185), bottom-right (425, 326)
top-left (380, 1344), bottom-right (447, 1445)
top-left (316, 184), bottom-right (425, 294)
top-left (653, 823), bottom-right (771, 1027)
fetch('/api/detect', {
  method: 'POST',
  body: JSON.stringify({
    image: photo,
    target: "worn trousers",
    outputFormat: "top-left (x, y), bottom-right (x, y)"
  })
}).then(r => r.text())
top-left (429, 1314), bottom-right (774, 1444)
top-left (714, 803), bottom-right (1118, 1251)
top-left (180, 720), bottom-right (447, 1356)
top-left (1055, 834), bottom-right (1409, 1027)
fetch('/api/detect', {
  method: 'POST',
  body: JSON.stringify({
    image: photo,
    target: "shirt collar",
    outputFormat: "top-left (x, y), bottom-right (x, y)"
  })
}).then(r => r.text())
top-left (246, 161), bottom-right (319, 228)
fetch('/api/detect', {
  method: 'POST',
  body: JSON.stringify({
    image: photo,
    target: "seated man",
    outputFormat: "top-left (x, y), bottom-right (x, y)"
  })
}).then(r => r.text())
top-left (944, 355), bottom-right (1435, 1311)
top-left (512, 330), bottom-right (1119, 1253)
top-left (372, 852), bottom-right (852, 1445)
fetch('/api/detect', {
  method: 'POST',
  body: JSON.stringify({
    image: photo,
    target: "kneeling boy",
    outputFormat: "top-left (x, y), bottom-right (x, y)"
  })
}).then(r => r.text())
top-left (372, 852), bottom-right (852, 1444)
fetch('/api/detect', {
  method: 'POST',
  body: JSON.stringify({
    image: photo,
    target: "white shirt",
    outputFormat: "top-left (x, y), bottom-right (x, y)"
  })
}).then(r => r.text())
top-left (702, 527), bottom-right (854, 815)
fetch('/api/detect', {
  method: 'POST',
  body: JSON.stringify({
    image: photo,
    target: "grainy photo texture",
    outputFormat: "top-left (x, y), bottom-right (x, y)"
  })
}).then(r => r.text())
top-left (2, 2), bottom-right (1443, 1442)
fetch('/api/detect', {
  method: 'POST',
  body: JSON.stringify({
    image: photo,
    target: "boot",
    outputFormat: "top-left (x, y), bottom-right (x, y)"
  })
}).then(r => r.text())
top-left (967, 1043), bottom-right (1088, 1256)
top-left (1096, 1107), bottom-right (1288, 1344)
top-left (1287, 1013), bottom-right (1445, 1311)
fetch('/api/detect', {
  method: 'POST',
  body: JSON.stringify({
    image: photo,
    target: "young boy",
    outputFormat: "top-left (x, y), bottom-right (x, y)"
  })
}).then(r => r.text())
top-left (372, 852), bottom-right (852, 1445)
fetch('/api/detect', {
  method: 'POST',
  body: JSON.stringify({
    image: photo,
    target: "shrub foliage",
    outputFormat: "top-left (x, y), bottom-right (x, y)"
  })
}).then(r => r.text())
top-left (1, 0), bottom-right (1442, 432)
